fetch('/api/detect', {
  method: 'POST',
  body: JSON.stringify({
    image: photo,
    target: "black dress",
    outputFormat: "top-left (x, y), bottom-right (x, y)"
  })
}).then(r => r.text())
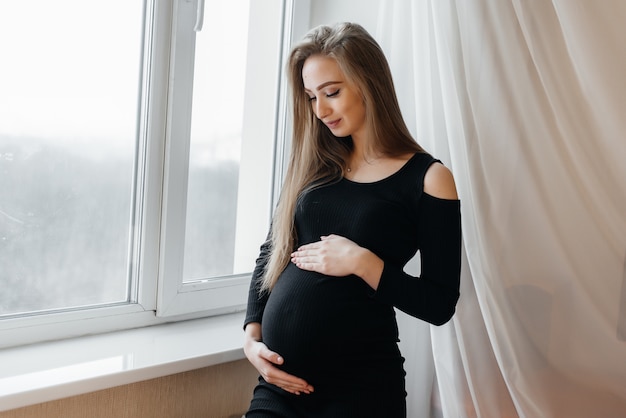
top-left (244, 152), bottom-right (461, 418)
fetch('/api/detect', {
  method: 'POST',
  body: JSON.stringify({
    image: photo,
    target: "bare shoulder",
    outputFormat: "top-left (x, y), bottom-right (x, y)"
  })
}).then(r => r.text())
top-left (424, 162), bottom-right (458, 200)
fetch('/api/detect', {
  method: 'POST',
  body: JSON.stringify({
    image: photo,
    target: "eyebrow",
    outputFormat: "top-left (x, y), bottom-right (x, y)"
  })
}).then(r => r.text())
top-left (303, 80), bottom-right (343, 93)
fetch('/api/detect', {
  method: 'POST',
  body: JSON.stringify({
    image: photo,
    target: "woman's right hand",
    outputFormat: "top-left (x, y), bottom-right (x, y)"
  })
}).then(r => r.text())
top-left (244, 323), bottom-right (314, 395)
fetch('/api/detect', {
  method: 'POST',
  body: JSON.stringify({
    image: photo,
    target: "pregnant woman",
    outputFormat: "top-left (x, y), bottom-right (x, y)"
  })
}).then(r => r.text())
top-left (243, 22), bottom-right (462, 418)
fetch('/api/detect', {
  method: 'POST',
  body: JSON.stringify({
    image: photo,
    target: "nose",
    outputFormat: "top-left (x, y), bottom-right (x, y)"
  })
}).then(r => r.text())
top-left (314, 99), bottom-right (330, 120)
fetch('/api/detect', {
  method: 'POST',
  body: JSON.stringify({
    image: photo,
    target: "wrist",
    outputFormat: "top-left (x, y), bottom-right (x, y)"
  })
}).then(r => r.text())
top-left (244, 322), bottom-right (262, 342)
top-left (354, 248), bottom-right (384, 290)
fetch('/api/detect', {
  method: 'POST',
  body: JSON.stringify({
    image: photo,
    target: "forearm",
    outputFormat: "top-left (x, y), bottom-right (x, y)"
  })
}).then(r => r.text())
top-left (375, 263), bottom-right (459, 325)
top-left (244, 237), bottom-right (271, 329)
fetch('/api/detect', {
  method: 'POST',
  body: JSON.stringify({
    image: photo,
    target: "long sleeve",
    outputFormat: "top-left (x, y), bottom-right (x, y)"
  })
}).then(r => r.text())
top-left (243, 236), bottom-right (272, 329)
top-left (374, 192), bottom-right (461, 325)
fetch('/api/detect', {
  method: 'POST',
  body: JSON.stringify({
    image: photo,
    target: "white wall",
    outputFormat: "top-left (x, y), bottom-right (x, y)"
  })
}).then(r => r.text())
top-left (308, 0), bottom-right (381, 34)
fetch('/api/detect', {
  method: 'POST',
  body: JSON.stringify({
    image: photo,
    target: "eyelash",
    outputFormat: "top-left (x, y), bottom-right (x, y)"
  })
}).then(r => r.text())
top-left (308, 89), bottom-right (340, 101)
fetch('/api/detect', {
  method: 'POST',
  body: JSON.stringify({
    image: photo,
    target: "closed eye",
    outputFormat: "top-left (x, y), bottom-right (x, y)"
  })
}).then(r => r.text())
top-left (307, 89), bottom-right (340, 102)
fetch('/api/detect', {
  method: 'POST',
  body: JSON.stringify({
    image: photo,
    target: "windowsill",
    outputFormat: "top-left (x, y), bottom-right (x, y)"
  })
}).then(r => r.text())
top-left (0, 311), bottom-right (246, 413)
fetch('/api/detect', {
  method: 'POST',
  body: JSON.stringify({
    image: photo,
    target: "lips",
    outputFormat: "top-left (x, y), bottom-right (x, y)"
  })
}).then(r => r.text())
top-left (325, 119), bottom-right (341, 129)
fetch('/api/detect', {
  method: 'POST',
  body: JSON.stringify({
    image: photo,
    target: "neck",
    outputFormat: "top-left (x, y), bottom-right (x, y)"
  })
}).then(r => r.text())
top-left (349, 135), bottom-right (373, 160)
top-left (346, 148), bottom-right (383, 173)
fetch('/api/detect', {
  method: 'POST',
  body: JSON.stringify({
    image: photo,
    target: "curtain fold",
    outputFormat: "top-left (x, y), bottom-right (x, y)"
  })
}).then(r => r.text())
top-left (377, 1), bottom-right (626, 416)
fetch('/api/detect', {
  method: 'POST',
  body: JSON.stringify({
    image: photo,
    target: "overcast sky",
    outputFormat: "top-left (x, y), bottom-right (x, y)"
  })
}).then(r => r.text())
top-left (0, 0), bottom-right (249, 163)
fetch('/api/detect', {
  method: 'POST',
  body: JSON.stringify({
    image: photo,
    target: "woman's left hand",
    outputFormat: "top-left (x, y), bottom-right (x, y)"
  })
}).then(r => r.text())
top-left (291, 234), bottom-right (358, 276)
top-left (291, 235), bottom-right (384, 289)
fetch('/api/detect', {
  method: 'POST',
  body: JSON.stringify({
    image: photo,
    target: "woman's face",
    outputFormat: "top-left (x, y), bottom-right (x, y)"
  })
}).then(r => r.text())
top-left (302, 55), bottom-right (367, 140)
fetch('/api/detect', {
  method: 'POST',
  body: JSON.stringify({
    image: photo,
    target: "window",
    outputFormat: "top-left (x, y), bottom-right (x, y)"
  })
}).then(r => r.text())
top-left (183, 1), bottom-right (249, 281)
top-left (0, 0), bottom-right (287, 348)
top-left (0, 0), bottom-right (143, 316)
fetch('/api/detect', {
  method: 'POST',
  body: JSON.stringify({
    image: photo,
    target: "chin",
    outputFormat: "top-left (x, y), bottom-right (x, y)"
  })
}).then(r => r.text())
top-left (329, 129), bottom-right (351, 138)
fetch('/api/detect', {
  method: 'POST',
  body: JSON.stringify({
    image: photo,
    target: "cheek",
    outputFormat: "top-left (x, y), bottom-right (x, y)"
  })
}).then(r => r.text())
top-left (347, 102), bottom-right (366, 124)
top-left (345, 94), bottom-right (365, 119)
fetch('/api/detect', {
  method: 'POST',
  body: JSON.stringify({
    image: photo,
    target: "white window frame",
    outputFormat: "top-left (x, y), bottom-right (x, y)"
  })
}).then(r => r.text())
top-left (0, 0), bottom-right (288, 349)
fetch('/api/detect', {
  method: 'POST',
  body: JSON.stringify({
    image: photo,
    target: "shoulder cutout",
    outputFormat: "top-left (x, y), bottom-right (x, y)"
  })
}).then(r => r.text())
top-left (424, 162), bottom-right (458, 200)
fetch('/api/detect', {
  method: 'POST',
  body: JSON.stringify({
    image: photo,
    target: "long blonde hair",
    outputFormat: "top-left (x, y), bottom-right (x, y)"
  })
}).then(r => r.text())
top-left (261, 22), bottom-right (424, 292)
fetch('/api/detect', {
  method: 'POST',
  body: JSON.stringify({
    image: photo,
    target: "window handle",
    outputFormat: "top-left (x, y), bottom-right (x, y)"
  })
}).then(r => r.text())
top-left (194, 0), bottom-right (205, 31)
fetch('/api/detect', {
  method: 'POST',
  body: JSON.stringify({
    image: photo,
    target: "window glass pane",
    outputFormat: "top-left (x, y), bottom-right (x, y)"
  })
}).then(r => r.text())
top-left (0, 0), bottom-right (144, 316)
top-left (183, 1), bottom-right (251, 281)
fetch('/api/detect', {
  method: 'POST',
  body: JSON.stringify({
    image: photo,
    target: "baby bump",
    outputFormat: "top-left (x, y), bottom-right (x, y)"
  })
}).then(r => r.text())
top-left (261, 264), bottom-right (369, 379)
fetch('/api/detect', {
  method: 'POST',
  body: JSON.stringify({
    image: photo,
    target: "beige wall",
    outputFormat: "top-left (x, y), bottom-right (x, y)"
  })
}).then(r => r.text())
top-left (0, 360), bottom-right (258, 418)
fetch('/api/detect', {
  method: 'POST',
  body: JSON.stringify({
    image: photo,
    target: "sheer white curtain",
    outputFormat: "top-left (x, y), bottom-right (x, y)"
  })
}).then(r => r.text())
top-left (376, 1), bottom-right (626, 417)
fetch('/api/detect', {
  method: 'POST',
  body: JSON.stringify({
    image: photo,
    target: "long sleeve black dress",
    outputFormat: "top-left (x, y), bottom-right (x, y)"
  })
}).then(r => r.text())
top-left (244, 152), bottom-right (461, 418)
